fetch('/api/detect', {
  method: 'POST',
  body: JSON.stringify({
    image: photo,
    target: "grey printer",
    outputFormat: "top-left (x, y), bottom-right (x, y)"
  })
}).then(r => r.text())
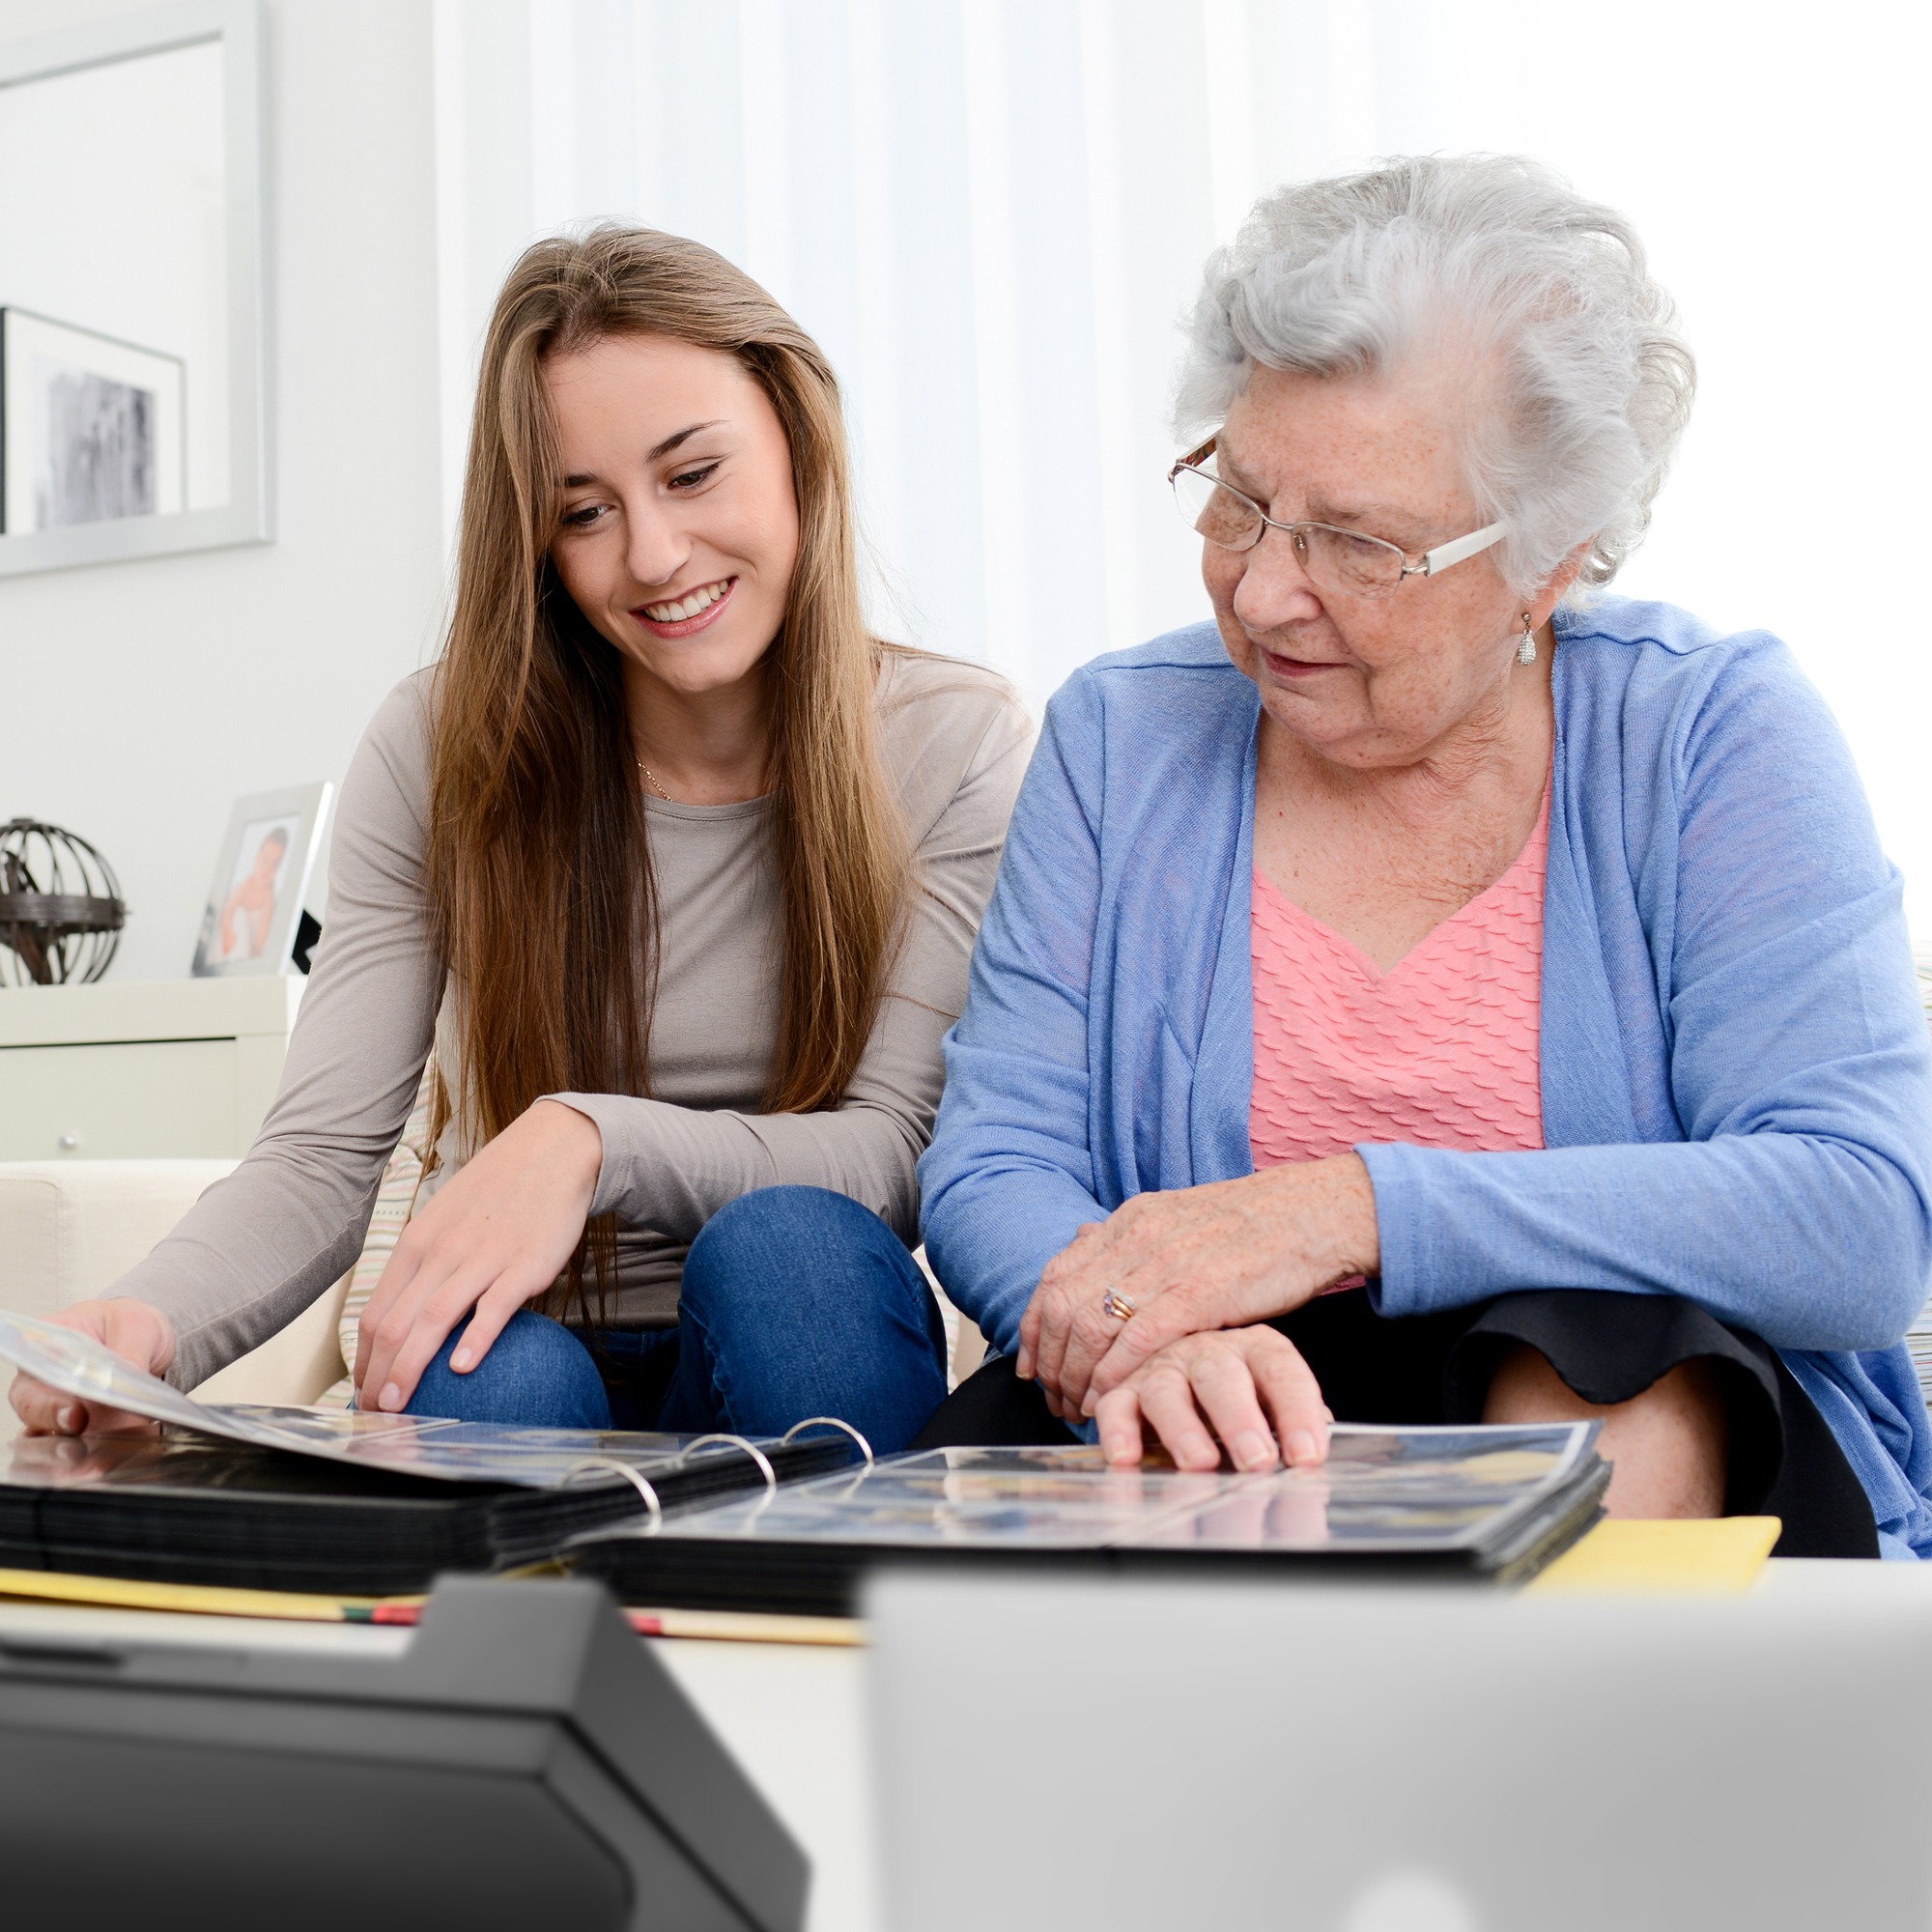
top-left (0, 1575), bottom-right (806, 1930)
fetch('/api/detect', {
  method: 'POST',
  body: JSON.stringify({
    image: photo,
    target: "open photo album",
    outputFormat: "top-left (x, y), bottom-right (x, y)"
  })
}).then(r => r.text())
top-left (0, 1311), bottom-right (1606, 1601)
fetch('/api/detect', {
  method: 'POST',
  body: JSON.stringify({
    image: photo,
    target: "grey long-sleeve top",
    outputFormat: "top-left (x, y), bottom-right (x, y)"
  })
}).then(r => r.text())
top-left (115, 649), bottom-right (1032, 1389)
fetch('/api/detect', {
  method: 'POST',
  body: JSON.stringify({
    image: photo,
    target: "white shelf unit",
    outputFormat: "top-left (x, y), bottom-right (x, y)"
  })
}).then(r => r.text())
top-left (0, 978), bottom-right (303, 1160)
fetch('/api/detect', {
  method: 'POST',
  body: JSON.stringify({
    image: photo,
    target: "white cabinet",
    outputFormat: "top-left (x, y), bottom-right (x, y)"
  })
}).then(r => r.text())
top-left (0, 979), bottom-right (302, 1159)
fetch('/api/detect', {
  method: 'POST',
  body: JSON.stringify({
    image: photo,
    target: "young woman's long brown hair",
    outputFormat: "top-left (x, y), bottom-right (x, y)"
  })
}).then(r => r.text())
top-left (424, 229), bottom-right (910, 1286)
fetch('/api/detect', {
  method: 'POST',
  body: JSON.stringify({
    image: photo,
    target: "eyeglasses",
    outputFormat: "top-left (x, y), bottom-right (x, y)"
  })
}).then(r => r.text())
top-left (1167, 437), bottom-right (1507, 599)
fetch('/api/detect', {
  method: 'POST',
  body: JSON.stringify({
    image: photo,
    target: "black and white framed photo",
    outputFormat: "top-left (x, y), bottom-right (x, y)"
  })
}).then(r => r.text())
top-left (0, 307), bottom-right (185, 533)
top-left (190, 783), bottom-right (333, 979)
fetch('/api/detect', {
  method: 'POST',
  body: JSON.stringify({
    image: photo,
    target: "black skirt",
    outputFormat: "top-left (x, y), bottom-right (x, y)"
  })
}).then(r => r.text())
top-left (914, 1287), bottom-right (1879, 1559)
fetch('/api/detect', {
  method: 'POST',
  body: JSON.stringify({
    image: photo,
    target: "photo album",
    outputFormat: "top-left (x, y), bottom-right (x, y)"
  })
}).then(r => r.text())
top-left (0, 1310), bottom-right (1607, 1604)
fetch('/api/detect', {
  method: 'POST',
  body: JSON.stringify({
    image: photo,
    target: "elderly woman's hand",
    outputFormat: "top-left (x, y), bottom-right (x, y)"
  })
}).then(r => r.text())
top-left (1091, 1325), bottom-right (1332, 1472)
top-left (1015, 1152), bottom-right (1377, 1424)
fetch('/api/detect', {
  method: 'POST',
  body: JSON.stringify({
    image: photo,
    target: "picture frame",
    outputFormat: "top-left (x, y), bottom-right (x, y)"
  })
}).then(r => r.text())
top-left (0, 0), bottom-right (269, 577)
top-left (0, 307), bottom-right (186, 534)
top-left (189, 783), bottom-right (333, 979)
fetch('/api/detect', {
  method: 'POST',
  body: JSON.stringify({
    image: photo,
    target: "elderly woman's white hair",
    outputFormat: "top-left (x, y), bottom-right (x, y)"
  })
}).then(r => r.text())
top-left (1176, 154), bottom-right (1696, 598)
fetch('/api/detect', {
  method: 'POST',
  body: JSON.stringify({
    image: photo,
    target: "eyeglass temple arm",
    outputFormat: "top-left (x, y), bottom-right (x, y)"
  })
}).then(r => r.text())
top-left (1170, 434), bottom-right (1218, 478)
top-left (1418, 521), bottom-right (1508, 575)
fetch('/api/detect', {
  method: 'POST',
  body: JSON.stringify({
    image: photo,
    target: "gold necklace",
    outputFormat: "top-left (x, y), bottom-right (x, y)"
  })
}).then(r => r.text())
top-left (634, 757), bottom-right (674, 802)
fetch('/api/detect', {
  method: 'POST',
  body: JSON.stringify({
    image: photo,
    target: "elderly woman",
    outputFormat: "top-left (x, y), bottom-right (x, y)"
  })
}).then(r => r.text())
top-left (913, 155), bottom-right (1932, 1558)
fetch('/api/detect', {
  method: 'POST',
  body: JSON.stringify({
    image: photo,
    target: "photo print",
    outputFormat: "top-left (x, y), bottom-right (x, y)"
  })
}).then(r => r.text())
top-left (213, 813), bottom-right (301, 966)
top-left (0, 308), bottom-right (185, 533)
top-left (190, 784), bottom-right (334, 979)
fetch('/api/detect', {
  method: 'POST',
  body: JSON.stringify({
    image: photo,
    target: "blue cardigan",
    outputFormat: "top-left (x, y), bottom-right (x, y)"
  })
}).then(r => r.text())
top-left (919, 597), bottom-right (1932, 1557)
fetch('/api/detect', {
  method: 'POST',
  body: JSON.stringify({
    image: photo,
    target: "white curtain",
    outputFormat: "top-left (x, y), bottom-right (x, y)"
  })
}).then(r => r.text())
top-left (434, 0), bottom-right (1932, 928)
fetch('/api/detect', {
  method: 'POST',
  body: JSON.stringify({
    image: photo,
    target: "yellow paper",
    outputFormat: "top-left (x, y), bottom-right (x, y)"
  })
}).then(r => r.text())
top-left (0, 1566), bottom-right (381, 1622)
top-left (1525, 1517), bottom-right (1780, 1597)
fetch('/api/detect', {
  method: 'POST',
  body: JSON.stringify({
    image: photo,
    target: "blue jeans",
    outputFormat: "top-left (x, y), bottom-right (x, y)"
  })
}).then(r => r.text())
top-left (404, 1185), bottom-right (949, 1453)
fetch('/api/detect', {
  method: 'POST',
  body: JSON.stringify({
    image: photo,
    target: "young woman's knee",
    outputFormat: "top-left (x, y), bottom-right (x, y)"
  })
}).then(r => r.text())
top-left (686, 1187), bottom-right (903, 1301)
top-left (681, 1186), bottom-right (943, 1369)
top-left (403, 1309), bottom-right (611, 1429)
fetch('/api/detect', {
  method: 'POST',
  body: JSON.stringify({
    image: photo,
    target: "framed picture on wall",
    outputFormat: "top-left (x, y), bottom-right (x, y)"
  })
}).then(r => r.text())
top-left (190, 783), bottom-right (334, 979)
top-left (0, 307), bottom-right (186, 533)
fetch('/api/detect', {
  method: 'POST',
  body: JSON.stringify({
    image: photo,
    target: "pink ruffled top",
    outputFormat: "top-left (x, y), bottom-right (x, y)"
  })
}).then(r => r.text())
top-left (1250, 784), bottom-right (1550, 1181)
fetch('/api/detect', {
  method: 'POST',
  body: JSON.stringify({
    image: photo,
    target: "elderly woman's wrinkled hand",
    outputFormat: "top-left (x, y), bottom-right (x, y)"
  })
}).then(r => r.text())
top-left (1014, 1152), bottom-right (1378, 1423)
top-left (1092, 1325), bottom-right (1333, 1472)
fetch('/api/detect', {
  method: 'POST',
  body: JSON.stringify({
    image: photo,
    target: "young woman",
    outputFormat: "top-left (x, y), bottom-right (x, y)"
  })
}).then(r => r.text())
top-left (10, 228), bottom-right (1029, 1452)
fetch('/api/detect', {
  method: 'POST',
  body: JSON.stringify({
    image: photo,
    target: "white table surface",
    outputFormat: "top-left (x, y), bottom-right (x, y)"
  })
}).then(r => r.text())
top-left (652, 1634), bottom-right (877, 1932)
top-left (5, 1558), bottom-right (1930, 1932)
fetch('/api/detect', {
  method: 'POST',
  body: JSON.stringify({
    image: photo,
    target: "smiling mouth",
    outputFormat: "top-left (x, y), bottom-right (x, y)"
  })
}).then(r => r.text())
top-left (638, 577), bottom-right (735, 624)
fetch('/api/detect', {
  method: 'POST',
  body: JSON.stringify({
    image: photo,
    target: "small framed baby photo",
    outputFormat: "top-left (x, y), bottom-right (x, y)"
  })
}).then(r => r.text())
top-left (189, 782), bottom-right (333, 978)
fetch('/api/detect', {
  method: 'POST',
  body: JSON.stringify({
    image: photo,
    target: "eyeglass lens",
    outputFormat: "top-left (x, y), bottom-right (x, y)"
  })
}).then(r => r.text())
top-left (1171, 468), bottom-right (1406, 594)
top-left (1172, 465), bottom-right (1261, 551)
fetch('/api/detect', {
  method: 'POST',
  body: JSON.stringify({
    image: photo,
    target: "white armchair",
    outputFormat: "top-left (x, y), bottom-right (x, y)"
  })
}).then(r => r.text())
top-left (0, 1160), bottom-right (349, 1441)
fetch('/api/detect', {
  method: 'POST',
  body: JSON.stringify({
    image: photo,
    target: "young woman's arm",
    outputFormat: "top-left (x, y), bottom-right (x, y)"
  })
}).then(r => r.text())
top-left (102, 678), bottom-right (442, 1390)
top-left (353, 668), bottom-right (1033, 1413)
top-left (558, 671), bottom-right (1034, 1244)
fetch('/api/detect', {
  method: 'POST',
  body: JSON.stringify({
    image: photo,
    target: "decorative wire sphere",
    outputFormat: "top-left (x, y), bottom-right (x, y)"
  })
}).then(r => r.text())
top-left (0, 818), bottom-right (127, 987)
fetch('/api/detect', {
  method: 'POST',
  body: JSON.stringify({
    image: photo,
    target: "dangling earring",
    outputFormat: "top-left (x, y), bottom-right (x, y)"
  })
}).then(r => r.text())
top-left (1516, 614), bottom-right (1537, 666)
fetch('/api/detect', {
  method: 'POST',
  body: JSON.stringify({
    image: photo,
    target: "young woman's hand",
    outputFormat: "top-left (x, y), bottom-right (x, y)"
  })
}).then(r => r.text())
top-left (1015, 1153), bottom-right (1378, 1423)
top-left (353, 1099), bottom-right (604, 1413)
top-left (7, 1298), bottom-right (176, 1436)
top-left (1091, 1325), bottom-right (1332, 1472)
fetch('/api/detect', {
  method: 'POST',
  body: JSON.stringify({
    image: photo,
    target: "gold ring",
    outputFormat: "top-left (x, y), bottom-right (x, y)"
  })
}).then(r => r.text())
top-left (1100, 1290), bottom-right (1136, 1321)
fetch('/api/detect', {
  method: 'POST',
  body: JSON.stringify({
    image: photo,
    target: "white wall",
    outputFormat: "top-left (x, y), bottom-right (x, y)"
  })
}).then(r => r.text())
top-left (438, 0), bottom-right (1932, 940)
top-left (0, 0), bottom-right (446, 982)
top-left (8, 0), bottom-right (1931, 978)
